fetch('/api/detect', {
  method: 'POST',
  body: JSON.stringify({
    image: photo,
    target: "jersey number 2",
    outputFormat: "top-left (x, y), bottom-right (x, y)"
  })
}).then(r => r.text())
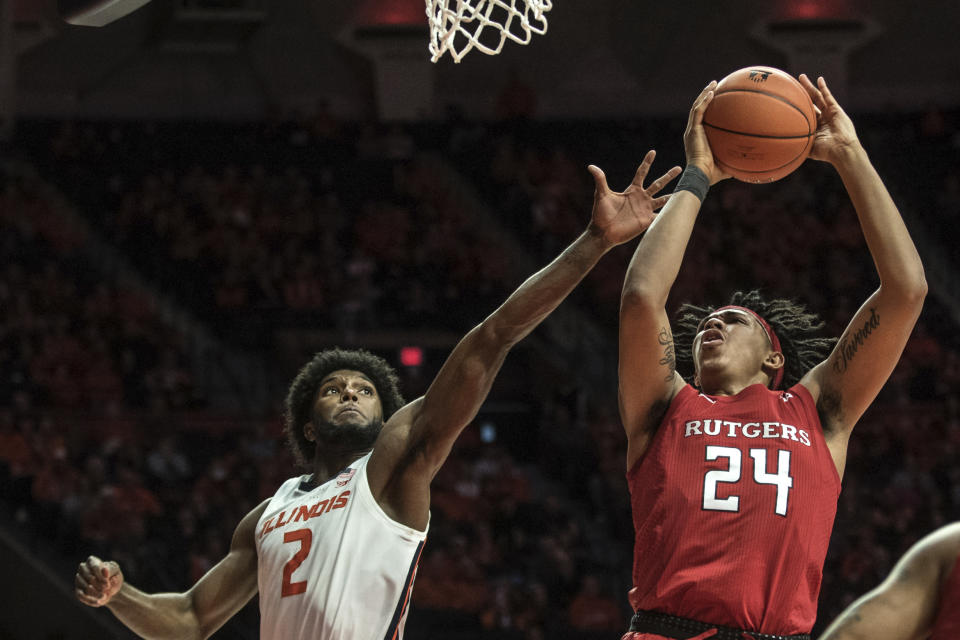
top-left (281, 528), bottom-right (312, 597)
top-left (703, 445), bottom-right (793, 516)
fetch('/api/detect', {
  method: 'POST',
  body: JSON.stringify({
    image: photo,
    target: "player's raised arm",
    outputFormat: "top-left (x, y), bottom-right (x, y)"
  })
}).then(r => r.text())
top-left (796, 76), bottom-right (927, 470)
top-left (367, 150), bottom-right (679, 522)
top-left (75, 500), bottom-right (266, 640)
top-left (819, 524), bottom-right (960, 640)
top-left (412, 149), bottom-right (680, 473)
top-left (618, 82), bottom-right (729, 468)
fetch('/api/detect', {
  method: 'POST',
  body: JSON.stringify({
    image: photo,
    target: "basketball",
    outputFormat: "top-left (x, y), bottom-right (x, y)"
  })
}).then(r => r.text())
top-left (702, 66), bottom-right (817, 183)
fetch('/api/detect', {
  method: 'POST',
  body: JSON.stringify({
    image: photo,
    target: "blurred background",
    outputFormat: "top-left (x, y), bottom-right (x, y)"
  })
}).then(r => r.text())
top-left (1, 0), bottom-right (959, 638)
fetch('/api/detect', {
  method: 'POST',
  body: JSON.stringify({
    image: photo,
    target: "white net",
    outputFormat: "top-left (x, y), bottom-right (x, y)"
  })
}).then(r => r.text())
top-left (426, 0), bottom-right (553, 63)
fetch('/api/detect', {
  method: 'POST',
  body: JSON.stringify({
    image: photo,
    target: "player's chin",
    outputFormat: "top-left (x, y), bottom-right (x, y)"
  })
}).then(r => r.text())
top-left (331, 419), bottom-right (382, 447)
top-left (336, 414), bottom-right (375, 431)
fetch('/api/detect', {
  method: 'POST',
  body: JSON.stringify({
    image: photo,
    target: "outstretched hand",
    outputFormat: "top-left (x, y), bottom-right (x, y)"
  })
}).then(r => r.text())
top-left (587, 150), bottom-right (681, 247)
top-left (799, 74), bottom-right (861, 164)
top-left (75, 555), bottom-right (124, 607)
top-left (684, 81), bottom-right (730, 185)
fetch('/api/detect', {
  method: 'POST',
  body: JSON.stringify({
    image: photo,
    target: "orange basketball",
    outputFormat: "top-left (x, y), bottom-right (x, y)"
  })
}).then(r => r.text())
top-left (702, 66), bottom-right (817, 183)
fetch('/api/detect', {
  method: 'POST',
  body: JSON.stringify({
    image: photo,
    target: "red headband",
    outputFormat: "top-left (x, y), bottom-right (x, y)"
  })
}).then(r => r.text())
top-left (716, 305), bottom-right (785, 390)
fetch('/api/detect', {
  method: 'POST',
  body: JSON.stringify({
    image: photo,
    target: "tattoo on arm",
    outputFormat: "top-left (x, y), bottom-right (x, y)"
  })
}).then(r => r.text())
top-left (658, 327), bottom-right (676, 382)
top-left (833, 307), bottom-right (880, 374)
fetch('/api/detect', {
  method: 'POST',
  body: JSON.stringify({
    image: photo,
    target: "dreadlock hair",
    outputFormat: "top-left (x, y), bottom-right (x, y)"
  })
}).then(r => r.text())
top-left (284, 348), bottom-right (405, 469)
top-left (673, 290), bottom-right (837, 390)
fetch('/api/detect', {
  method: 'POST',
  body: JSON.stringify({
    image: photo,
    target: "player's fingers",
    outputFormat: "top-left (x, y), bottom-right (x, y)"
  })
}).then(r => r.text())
top-left (646, 166), bottom-right (683, 195)
top-left (651, 194), bottom-right (672, 210)
top-left (688, 81), bottom-right (716, 126)
top-left (630, 150), bottom-right (657, 188)
top-left (587, 164), bottom-right (609, 196)
top-left (85, 566), bottom-right (114, 592)
top-left (798, 74), bottom-right (826, 111)
top-left (78, 562), bottom-right (104, 586)
top-left (77, 571), bottom-right (103, 592)
top-left (693, 91), bottom-right (714, 126)
top-left (75, 589), bottom-right (104, 607)
top-left (86, 555), bottom-right (103, 573)
top-left (694, 81), bottom-right (717, 104)
top-left (817, 76), bottom-right (839, 106)
top-left (76, 576), bottom-right (105, 603)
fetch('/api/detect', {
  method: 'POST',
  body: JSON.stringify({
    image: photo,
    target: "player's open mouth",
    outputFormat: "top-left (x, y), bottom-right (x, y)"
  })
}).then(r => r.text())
top-left (702, 330), bottom-right (724, 346)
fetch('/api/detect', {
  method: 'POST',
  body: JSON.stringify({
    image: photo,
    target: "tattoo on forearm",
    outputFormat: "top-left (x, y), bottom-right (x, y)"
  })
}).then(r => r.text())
top-left (833, 307), bottom-right (880, 374)
top-left (658, 327), bottom-right (676, 382)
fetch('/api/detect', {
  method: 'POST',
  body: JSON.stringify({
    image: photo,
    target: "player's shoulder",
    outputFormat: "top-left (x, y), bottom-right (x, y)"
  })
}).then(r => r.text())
top-left (246, 498), bottom-right (272, 523)
top-left (919, 523), bottom-right (960, 556)
top-left (669, 381), bottom-right (701, 405)
top-left (382, 396), bottom-right (421, 430)
top-left (243, 498), bottom-right (270, 523)
top-left (900, 523), bottom-right (960, 576)
top-left (372, 397), bottom-right (422, 457)
top-left (782, 382), bottom-right (817, 407)
top-left (233, 498), bottom-right (272, 550)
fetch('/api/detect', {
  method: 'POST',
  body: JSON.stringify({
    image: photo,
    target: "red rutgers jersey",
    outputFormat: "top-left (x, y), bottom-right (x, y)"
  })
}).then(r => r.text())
top-left (931, 553), bottom-right (960, 639)
top-left (627, 383), bottom-right (841, 635)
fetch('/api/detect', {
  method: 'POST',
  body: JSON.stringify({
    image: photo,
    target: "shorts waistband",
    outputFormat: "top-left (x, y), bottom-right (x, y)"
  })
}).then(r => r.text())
top-left (629, 609), bottom-right (811, 640)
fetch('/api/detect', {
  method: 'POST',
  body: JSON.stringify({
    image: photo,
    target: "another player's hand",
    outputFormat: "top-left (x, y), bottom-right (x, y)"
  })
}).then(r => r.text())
top-left (799, 74), bottom-right (862, 165)
top-left (587, 150), bottom-right (681, 246)
top-left (75, 555), bottom-right (124, 607)
top-left (684, 81), bottom-right (730, 185)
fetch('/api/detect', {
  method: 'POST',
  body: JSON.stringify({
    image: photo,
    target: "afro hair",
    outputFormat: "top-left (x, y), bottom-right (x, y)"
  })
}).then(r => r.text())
top-left (284, 348), bottom-right (405, 468)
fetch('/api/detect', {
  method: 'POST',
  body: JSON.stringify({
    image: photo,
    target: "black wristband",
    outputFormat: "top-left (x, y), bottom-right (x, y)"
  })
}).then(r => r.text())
top-left (675, 165), bottom-right (710, 202)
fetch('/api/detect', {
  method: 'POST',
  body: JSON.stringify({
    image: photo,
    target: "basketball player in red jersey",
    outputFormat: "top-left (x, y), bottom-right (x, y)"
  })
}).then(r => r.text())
top-left (73, 153), bottom-right (682, 639)
top-left (616, 75), bottom-right (927, 640)
top-left (818, 523), bottom-right (960, 640)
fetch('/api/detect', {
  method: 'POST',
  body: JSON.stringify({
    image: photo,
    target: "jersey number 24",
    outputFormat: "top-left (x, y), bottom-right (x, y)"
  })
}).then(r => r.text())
top-left (702, 445), bottom-right (793, 516)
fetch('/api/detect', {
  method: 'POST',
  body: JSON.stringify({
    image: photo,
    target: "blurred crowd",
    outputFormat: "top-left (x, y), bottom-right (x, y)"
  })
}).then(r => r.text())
top-left (21, 118), bottom-right (514, 347)
top-left (2, 101), bottom-right (960, 638)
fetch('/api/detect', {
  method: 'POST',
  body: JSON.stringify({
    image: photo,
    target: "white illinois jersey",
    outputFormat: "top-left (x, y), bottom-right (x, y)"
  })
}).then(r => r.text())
top-left (255, 453), bottom-right (428, 640)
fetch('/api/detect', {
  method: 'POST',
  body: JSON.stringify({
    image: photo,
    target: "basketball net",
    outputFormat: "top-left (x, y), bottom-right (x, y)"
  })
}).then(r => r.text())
top-left (426, 0), bottom-right (553, 63)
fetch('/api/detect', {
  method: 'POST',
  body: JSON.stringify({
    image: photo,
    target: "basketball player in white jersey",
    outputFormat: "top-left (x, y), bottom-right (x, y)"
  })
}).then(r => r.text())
top-left (74, 152), bottom-right (682, 639)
